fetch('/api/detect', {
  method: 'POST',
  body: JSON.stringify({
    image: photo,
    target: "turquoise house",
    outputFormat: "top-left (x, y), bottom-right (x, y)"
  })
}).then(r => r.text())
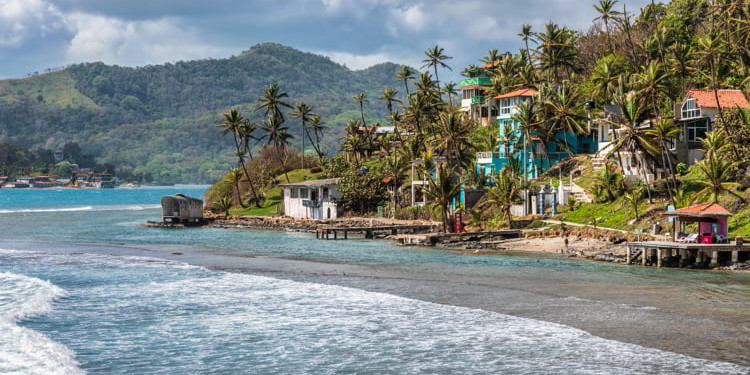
top-left (473, 89), bottom-right (598, 182)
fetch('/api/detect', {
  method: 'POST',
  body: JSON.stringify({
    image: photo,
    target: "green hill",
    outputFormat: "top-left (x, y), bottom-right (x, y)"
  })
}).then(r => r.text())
top-left (0, 43), bottom-right (409, 183)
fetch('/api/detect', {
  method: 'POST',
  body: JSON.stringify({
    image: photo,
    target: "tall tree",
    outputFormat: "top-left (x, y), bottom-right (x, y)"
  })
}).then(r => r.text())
top-left (645, 118), bottom-right (682, 204)
top-left (217, 109), bottom-right (260, 207)
top-left (518, 24), bottom-right (535, 67)
top-left (486, 169), bottom-right (522, 228)
top-left (308, 114), bottom-right (327, 160)
top-left (593, 0), bottom-right (622, 54)
top-left (422, 45), bottom-right (453, 90)
top-left (259, 115), bottom-right (294, 183)
top-left (378, 88), bottom-right (401, 116)
top-left (353, 92), bottom-right (369, 127)
top-left (256, 84), bottom-right (292, 123)
top-left (635, 60), bottom-right (674, 116)
top-left (693, 153), bottom-right (744, 204)
top-left (291, 103), bottom-right (313, 169)
top-left (423, 162), bottom-right (461, 233)
top-left (394, 66), bottom-right (414, 98)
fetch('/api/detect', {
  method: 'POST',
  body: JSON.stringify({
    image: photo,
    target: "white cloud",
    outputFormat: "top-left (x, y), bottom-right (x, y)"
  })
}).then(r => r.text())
top-left (63, 12), bottom-right (230, 66)
top-left (0, 0), bottom-right (69, 46)
top-left (315, 50), bottom-right (417, 70)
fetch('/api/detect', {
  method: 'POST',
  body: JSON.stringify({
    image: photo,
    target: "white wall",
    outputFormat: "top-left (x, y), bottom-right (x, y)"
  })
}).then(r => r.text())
top-left (283, 185), bottom-right (341, 220)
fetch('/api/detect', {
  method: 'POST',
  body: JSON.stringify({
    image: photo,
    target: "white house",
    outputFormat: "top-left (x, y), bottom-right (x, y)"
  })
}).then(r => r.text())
top-left (281, 178), bottom-right (342, 220)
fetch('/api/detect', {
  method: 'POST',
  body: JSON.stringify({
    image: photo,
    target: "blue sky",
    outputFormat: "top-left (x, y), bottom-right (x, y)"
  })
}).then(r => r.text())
top-left (1, 0), bottom-right (652, 81)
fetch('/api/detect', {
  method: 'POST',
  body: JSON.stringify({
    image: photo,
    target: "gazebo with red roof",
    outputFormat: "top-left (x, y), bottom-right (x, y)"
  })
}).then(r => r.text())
top-left (664, 202), bottom-right (732, 243)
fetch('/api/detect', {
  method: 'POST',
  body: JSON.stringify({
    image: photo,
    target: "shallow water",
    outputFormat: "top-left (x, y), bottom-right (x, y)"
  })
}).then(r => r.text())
top-left (1, 187), bottom-right (749, 374)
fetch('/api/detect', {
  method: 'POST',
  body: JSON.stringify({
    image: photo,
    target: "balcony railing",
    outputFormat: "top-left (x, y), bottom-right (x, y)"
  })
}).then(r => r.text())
top-left (460, 76), bottom-right (492, 87)
top-left (472, 95), bottom-right (485, 104)
top-left (476, 151), bottom-right (508, 160)
top-left (302, 199), bottom-right (321, 208)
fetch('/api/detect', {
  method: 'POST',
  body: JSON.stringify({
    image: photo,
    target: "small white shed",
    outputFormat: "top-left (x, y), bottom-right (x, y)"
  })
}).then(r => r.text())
top-left (281, 178), bottom-right (342, 220)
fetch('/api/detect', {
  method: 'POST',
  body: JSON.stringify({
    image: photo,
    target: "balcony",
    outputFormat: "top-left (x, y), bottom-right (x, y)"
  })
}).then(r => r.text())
top-left (476, 151), bottom-right (508, 164)
top-left (302, 199), bottom-right (321, 208)
top-left (460, 76), bottom-right (492, 87)
top-left (472, 95), bottom-right (485, 104)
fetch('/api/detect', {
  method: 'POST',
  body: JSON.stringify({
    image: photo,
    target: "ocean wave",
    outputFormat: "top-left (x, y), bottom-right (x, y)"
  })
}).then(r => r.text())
top-left (0, 272), bottom-right (83, 375)
top-left (0, 204), bottom-right (161, 214)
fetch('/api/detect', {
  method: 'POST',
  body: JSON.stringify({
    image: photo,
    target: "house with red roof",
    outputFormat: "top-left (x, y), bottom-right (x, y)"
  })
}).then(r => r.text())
top-left (673, 89), bottom-right (750, 165)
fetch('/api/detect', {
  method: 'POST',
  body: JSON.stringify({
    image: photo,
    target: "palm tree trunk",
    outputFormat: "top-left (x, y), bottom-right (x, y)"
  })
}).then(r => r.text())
top-left (661, 147), bottom-right (675, 205)
top-left (277, 145), bottom-right (291, 183)
top-left (232, 132), bottom-right (259, 208)
top-left (301, 120), bottom-right (305, 169)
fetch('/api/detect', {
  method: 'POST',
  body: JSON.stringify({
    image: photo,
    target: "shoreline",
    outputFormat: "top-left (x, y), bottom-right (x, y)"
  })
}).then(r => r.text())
top-left (4, 237), bottom-right (749, 367)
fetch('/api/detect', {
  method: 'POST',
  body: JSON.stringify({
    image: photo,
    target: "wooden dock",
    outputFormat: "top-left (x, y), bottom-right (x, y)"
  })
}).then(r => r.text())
top-left (316, 224), bottom-right (437, 240)
top-left (626, 241), bottom-right (750, 268)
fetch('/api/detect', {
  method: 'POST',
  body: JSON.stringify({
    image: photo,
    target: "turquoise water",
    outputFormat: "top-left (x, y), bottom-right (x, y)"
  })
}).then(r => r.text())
top-left (1, 187), bottom-right (749, 374)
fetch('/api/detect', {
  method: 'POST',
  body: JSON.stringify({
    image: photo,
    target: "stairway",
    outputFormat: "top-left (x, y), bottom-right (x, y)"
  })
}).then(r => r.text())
top-left (591, 153), bottom-right (608, 172)
top-left (569, 182), bottom-right (593, 203)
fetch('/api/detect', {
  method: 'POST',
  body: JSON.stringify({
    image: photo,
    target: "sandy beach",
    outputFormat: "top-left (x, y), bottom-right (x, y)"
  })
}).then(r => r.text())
top-left (6, 236), bottom-right (748, 367)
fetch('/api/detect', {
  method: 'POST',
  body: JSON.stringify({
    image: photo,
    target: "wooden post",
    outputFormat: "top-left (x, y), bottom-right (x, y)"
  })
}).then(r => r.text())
top-left (366, 230), bottom-right (373, 239)
top-left (392, 228), bottom-right (397, 235)
top-left (657, 248), bottom-right (662, 268)
top-left (732, 250), bottom-right (739, 263)
top-left (710, 250), bottom-right (719, 267)
top-left (334, 230), bottom-right (337, 240)
top-left (679, 249), bottom-right (688, 267)
top-left (626, 246), bottom-right (631, 265)
top-left (697, 250), bottom-right (704, 264)
top-left (642, 248), bottom-right (647, 266)
top-left (344, 230), bottom-right (348, 240)
top-left (316, 230), bottom-right (319, 239)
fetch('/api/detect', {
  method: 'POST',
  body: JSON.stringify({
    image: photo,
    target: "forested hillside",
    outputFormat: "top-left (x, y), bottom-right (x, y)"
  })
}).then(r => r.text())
top-left (0, 43), bottom-right (406, 183)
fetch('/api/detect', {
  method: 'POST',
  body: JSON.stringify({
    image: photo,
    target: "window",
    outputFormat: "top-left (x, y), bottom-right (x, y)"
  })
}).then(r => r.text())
top-left (681, 98), bottom-right (701, 120)
top-left (668, 137), bottom-right (677, 150)
top-left (299, 188), bottom-right (309, 199)
top-left (291, 188), bottom-right (298, 198)
top-left (310, 189), bottom-right (318, 201)
top-left (500, 98), bottom-right (512, 114)
top-left (686, 118), bottom-right (711, 141)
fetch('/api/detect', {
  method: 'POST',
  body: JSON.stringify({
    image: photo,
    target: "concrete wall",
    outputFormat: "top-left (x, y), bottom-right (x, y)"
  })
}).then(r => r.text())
top-left (283, 185), bottom-right (341, 220)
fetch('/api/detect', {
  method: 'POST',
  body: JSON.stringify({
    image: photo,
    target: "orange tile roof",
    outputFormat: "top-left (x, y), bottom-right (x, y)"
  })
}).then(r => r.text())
top-left (494, 88), bottom-right (539, 99)
top-left (686, 89), bottom-right (749, 109)
top-left (668, 202), bottom-right (732, 217)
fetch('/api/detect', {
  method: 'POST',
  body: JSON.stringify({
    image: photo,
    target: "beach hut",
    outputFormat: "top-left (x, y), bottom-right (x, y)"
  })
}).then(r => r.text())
top-left (161, 194), bottom-right (204, 224)
top-left (664, 202), bottom-right (732, 243)
top-left (280, 178), bottom-right (341, 220)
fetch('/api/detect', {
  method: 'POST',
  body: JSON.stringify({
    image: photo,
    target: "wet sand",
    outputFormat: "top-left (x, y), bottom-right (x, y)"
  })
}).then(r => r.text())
top-left (4, 238), bottom-right (750, 367)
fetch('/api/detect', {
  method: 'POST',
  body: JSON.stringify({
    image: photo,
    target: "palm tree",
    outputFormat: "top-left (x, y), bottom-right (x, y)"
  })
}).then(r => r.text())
top-left (226, 168), bottom-right (246, 208)
top-left (422, 45), bottom-right (453, 90)
top-left (513, 100), bottom-right (542, 181)
top-left (217, 109), bottom-right (260, 207)
top-left (423, 163), bottom-right (461, 233)
top-left (635, 60), bottom-right (674, 116)
top-left (591, 55), bottom-right (626, 101)
top-left (486, 169), bottom-right (522, 228)
top-left (622, 184), bottom-right (644, 221)
top-left (593, 0), bottom-right (622, 54)
top-left (378, 88), bottom-right (401, 116)
top-left (382, 153), bottom-right (408, 217)
top-left (645, 118), bottom-right (681, 203)
top-left (291, 103), bottom-right (313, 169)
top-left (259, 115), bottom-right (293, 183)
top-left (308, 115), bottom-right (327, 160)
top-left (693, 153), bottom-right (744, 204)
top-left (606, 89), bottom-right (659, 202)
top-left (256, 84), bottom-right (292, 122)
top-left (353, 92), bottom-right (369, 126)
top-left (588, 162), bottom-right (622, 202)
top-left (699, 130), bottom-right (729, 160)
top-left (433, 111), bottom-right (475, 169)
top-left (394, 66), bottom-right (414, 98)
top-left (518, 24), bottom-right (534, 67)
top-left (536, 22), bottom-right (577, 83)
top-left (696, 32), bottom-right (729, 129)
top-left (442, 82), bottom-right (458, 106)
top-left (545, 84), bottom-right (586, 158)
top-left (480, 49), bottom-right (501, 66)
top-left (213, 196), bottom-right (232, 217)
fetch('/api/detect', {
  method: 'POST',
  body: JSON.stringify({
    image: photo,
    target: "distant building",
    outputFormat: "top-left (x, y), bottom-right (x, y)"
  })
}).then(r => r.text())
top-left (673, 89), bottom-right (750, 165)
top-left (280, 178), bottom-right (342, 220)
top-left (473, 89), bottom-right (598, 181)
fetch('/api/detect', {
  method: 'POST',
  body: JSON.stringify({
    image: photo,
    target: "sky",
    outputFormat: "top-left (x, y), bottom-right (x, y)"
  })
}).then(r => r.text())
top-left (0, 0), bottom-right (653, 81)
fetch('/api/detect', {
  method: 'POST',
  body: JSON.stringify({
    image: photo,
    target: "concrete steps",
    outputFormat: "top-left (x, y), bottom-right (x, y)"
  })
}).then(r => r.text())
top-left (570, 182), bottom-right (593, 203)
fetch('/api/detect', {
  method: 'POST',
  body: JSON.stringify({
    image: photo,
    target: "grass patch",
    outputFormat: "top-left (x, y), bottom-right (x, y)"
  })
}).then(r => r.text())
top-left (229, 168), bottom-right (324, 216)
top-left (0, 72), bottom-right (98, 109)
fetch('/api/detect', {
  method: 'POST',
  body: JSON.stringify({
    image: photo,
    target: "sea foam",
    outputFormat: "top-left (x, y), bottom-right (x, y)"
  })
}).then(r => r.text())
top-left (0, 204), bottom-right (160, 214)
top-left (0, 272), bottom-right (83, 375)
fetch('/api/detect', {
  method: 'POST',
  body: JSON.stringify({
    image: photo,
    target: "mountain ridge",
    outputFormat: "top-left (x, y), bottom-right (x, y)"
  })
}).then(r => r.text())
top-left (0, 43), bottom-right (409, 183)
